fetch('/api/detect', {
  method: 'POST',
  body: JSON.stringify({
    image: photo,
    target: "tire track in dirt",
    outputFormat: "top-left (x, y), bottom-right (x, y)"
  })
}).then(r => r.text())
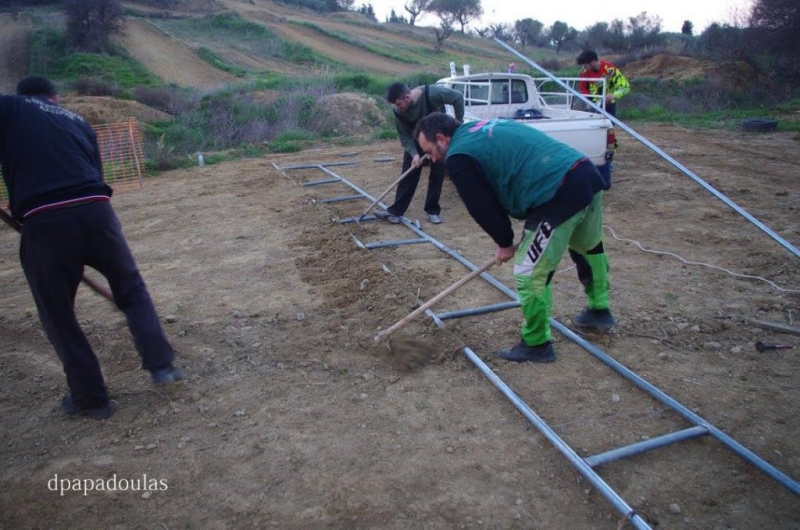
top-left (222, 2), bottom-right (420, 74)
top-left (114, 18), bottom-right (237, 90)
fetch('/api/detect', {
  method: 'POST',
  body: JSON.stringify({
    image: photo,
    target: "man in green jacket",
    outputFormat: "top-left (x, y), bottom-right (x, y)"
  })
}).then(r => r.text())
top-left (374, 82), bottom-right (464, 225)
top-left (413, 113), bottom-right (616, 363)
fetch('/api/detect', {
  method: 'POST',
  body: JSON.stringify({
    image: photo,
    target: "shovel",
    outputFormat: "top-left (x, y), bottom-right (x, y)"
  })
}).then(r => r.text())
top-left (358, 154), bottom-right (429, 222)
top-left (374, 257), bottom-right (496, 343)
top-left (0, 207), bottom-right (114, 303)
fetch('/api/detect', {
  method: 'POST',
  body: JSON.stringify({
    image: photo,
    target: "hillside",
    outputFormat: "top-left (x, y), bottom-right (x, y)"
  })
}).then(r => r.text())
top-left (117, 0), bottom-right (518, 84)
top-left (2, 0), bottom-right (738, 95)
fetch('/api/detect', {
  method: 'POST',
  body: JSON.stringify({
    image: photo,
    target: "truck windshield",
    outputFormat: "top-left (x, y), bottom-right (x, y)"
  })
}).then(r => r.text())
top-left (451, 79), bottom-right (529, 106)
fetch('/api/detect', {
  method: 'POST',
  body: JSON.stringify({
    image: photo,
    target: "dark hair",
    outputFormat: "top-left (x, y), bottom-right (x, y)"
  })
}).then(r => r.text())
top-left (413, 112), bottom-right (459, 143)
top-left (386, 82), bottom-right (410, 103)
top-left (16, 76), bottom-right (57, 97)
top-left (576, 50), bottom-right (598, 65)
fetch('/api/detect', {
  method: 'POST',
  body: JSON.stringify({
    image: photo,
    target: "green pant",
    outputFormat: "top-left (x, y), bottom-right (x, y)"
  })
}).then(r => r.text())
top-left (513, 192), bottom-right (609, 346)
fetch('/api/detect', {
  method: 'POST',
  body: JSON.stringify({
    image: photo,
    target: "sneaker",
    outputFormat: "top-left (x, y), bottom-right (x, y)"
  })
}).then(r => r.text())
top-left (426, 213), bottom-right (442, 224)
top-left (572, 308), bottom-right (616, 331)
top-left (151, 365), bottom-right (185, 386)
top-left (61, 395), bottom-right (116, 420)
top-left (497, 341), bottom-right (556, 363)
top-left (374, 210), bottom-right (401, 224)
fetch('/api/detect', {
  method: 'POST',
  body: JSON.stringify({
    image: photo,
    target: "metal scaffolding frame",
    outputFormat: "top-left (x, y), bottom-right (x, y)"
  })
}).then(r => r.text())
top-left (275, 160), bottom-right (800, 529)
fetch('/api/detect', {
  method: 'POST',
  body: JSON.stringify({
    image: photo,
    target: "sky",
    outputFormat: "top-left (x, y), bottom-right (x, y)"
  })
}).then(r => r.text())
top-left (367, 0), bottom-right (753, 34)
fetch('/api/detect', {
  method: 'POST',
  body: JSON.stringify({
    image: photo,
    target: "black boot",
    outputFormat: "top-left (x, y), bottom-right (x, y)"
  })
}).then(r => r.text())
top-left (497, 341), bottom-right (556, 363)
top-left (572, 308), bottom-right (616, 331)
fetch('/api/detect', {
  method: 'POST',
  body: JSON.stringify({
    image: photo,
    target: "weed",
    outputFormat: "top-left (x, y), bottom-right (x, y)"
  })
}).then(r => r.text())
top-left (372, 128), bottom-right (397, 140)
top-left (196, 47), bottom-right (248, 77)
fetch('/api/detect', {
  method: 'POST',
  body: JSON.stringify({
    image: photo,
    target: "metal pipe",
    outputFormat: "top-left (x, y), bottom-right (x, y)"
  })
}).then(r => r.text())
top-left (303, 178), bottom-right (341, 187)
top-left (425, 308), bottom-right (445, 329)
top-left (584, 426), bottom-right (709, 468)
top-left (281, 161), bottom-right (359, 170)
top-left (549, 319), bottom-right (800, 495)
top-left (351, 235), bottom-right (366, 250)
top-left (322, 195), bottom-right (363, 204)
top-left (437, 301), bottom-right (521, 320)
top-left (461, 346), bottom-right (653, 530)
top-left (492, 38), bottom-right (800, 260)
top-left (364, 238), bottom-right (429, 249)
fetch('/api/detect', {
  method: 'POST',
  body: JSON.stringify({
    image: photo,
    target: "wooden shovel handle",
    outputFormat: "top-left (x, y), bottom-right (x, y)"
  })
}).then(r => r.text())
top-left (361, 154), bottom-right (429, 219)
top-left (0, 207), bottom-right (114, 303)
top-left (375, 257), bottom-right (496, 342)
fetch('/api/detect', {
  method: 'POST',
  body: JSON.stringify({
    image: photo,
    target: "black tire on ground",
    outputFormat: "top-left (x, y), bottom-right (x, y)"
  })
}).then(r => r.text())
top-left (741, 118), bottom-right (778, 132)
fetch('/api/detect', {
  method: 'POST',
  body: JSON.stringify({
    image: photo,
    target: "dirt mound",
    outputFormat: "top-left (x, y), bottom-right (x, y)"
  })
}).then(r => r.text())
top-left (624, 54), bottom-right (757, 88)
top-left (313, 92), bottom-right (388, 136)
top-left (60, 96), bottom-right (173, 125)
top-left (624, 54), bottom-right (715, 81)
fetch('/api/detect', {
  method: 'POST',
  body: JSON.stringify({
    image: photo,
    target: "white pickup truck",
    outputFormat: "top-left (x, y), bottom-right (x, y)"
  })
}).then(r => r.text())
top-left (435, 70), bottom-right (614, 169)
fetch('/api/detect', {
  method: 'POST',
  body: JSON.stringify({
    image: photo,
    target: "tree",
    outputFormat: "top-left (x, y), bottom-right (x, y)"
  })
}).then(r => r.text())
top-left (403, 0), bottom-right (430, 26)
top-left (681, 20), bottom-right (694, 36)
top-left (580, 22), bottom-right (609, 50)
top-left (749, 0), bottom-right (799, 29)
top-left (357, 3), bottom-right (376, 21)
top-left (627, 11), bottom-right (664, 49)
top-left (514, 18), bottom-right (544, 48)
top-left (488, 22), bottom-right (511, 41)
top-left (432, 14), bottom-right (456, 52)
top-left (430, 0), bottom-right (482, 33)
top-left (324, 0), bottom-right (353, 11)
top-left (749, 0), bottom-right (800, 81)
top-left (547, 21), bottom-right (577, 53)
top-left (603, 18), bottom-right (628, 52)
top-left (388, 8), bottom-right (407, 23)
top-left (63, 0), bottom-right (124, 53)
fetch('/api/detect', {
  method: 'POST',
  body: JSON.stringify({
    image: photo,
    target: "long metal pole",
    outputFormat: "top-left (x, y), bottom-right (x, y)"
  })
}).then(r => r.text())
top-left (462, 346), bottom-right (653, 530)
top-left (492, 38), bottom-right (800, 260)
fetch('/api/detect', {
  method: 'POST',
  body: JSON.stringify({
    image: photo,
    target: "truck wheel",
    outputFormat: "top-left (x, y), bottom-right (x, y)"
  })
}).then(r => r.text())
top-left (741, 118), bottom-right (778, 132)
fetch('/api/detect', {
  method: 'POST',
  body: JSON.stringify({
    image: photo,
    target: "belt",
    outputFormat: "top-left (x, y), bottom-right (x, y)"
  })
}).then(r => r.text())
top-left (568, 157), bottom-right (589, 171)
top-left (23, 195), bottom-right (110, 219)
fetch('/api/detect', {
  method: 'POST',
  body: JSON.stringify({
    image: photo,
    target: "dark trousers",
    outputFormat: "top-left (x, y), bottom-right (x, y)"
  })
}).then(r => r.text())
top-left (20, 201), bottom-right (174, 408)
top-left (387, 151), bottom-right (445, 217)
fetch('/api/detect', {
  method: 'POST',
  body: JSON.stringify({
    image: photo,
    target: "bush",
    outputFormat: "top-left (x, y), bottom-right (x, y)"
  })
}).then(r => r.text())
top-left (72, 76), bottom-right (122, 96)
top-left (132, 86), bottom-right (199, 114)
top-left (372, 127), bottom-right (397, 140)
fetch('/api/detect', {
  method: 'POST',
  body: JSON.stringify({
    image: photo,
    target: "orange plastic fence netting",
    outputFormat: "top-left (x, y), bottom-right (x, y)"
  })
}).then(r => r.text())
top-left (1, 117), bottom-right (145, 208)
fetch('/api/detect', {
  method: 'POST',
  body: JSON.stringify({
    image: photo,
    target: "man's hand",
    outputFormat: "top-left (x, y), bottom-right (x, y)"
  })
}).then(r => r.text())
top-left (411, 153), bottom-right (430, 168)
top-left (494, 245), bottom-right (516, 265)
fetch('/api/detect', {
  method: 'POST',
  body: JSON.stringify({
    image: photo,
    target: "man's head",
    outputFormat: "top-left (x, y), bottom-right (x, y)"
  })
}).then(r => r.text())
top-left (387, 82), bottom-right (413, 112)
top-left (16, 76), bottom-right (57, 99)
top-left (413, 112), bottom-right (459, 163)
top-left (576, 50), bottom-right (599, 71)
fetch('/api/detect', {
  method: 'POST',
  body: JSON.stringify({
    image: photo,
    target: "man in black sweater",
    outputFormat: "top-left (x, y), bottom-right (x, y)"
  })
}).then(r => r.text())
top-left (0, 77), bottom-right (182, 420)
top-left (374, 82), bottom-right (465, 225)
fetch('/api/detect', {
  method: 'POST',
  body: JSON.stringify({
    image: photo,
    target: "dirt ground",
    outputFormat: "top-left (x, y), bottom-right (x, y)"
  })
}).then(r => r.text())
top-left (1, 122), bottom-right (799, 529)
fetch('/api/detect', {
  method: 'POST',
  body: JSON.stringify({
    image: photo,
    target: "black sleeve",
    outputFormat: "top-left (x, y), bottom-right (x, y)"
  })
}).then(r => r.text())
top-left (446, 154), bottom-right (515, 248)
